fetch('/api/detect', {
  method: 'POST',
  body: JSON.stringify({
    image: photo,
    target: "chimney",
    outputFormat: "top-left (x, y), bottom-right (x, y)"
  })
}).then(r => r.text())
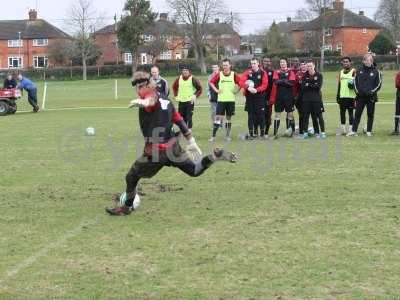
top-left (159, 13), bottom-right (168, 21)
top-left (359, 11), bottom-right (364, 16)
top-left (215, 18), bottom-right (220, 24)
top-left (29, 9), bottom-right (37, 21)
top-left (333, 0), bottom-right (344, 11)
top-left (287, 17), bottom-right (292, 23)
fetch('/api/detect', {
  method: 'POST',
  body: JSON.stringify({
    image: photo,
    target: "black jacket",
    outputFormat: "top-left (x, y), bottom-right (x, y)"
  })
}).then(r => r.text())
top-left (301, 71), bottom-right (323, 102)
top-left (354, 65), bottom-right (382, 101)
top-left (3, 78), bottom-right (17, 89)
top-left (151, 76), bottom-right (169, 99)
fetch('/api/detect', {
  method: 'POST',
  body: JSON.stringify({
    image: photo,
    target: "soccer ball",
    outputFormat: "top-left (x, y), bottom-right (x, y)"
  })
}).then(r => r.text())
top-left (284, 128), bottom-right (293, 137)
top-left (86, 127), bottom-right (95, 136)
top-left (308, 127), bottom-right (315, 135)
top-left (119, 192), bottom-right (141, 210)
top-left (245, 80), bottom-right (255, 88)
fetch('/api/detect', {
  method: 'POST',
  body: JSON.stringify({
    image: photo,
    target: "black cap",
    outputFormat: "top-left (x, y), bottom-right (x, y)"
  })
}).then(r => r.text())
top-left (131, 77), bottom-right (150, 87)
top-left (180, 64), bottom-right (191, 71)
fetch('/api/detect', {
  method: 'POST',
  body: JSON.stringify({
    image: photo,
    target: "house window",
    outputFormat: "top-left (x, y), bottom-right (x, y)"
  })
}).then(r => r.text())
top-left (33, 56), bottom-right (48, 68)
top-left (124, 52), bottom-right (132, 65)
top-left (8, 40), bottom-right (22, 48)
top-left (362, 28), bottom-right (367, 34)
top-left (33, 39), bottom-right (49, 46)
top-left (175, 53), bottom-right (182, 60)
top-left (159, 51), bottom-right (172, 60)
top-left (323, 44), bottom-right (333, 51)
top-left (336, 43), bottom-right (343, 54)
top-left (141, 53), bottom-right (147, 64)
top-left (143, 34), bottom-right (153, 42)
top-left (8, 57), bottom-right (23, 68)
top-left (324, 28), bottom-right (332, 36)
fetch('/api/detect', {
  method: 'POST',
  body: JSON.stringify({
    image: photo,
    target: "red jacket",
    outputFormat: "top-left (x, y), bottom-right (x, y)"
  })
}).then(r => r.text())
top-left (269, 69), bottom-right (296, 104)
top-left (396, 72), bottom-right (400, 89)
top-left (240, 68), bottom-right (268, 97)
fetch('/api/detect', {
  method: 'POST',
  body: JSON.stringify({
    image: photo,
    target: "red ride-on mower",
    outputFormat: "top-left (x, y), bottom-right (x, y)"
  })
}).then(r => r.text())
top-left (0, 88), bottom-right (22, 116)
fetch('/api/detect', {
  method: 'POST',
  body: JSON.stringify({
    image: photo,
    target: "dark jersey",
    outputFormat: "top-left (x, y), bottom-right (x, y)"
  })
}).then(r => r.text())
top-left (274, 70), bottom-right (295, 102)
top-left (3, 78), bottom-right (17, 89)
top-left (152, 76), bottom-right (169, 99)
top-left (139, 98), bottom-right (189, 147)
top-left (354, 65), bottom-right (382, 101)
top-left (301, 72), bottom-right (323, 102)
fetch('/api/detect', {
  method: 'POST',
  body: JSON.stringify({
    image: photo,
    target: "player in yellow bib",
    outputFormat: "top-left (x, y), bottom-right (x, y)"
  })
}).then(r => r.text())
top-left (172, 66), bottom-right (202, 129)
top-left (336, 57), bottom-right (356, 135)
top-left (208, 59), bottom-right (242, 142)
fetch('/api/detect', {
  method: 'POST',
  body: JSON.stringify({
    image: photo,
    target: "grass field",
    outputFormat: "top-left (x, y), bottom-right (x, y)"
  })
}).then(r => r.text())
top-left (1, 71), bottom-right (400, 299)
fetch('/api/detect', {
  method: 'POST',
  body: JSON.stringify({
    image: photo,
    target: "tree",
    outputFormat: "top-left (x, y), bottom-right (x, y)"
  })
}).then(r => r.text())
top-left (167, 0), bottom-right (227, 74)
top-left (375, 0), bottom-right (400, 44)
top-left (369, 32), bottom-right (396, 54)
top-left (296, 0), bottom-right (334, 21)
top-left (117, 0), bottom-right (157, 74)
top-left (262, 22), bottom-right (292, 54)
top-left (48, 39), bottom-right (74, 66)
top-left (143, 38), bottom-right (169, 64)
top-left (67, 0), bottom-right (104, 80)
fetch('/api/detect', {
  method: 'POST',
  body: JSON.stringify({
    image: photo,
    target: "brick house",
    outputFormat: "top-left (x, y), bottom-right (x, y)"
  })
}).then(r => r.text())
top-left (94, 14), bottom-right (241, 65)
top-left (0, 9), bottom-right (70, 69)
top-left (291, 0), bottom-right (381, 56)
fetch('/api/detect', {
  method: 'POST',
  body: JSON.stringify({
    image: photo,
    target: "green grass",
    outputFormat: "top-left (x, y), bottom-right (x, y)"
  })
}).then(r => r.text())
top-left (1, 72), bottom-right (400, 299)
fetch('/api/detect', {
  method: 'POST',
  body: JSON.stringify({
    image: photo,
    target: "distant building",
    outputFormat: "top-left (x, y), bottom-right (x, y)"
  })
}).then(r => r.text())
top-left (291, 0), bottom-right (381, 56)
top-left (94, 14), bottom-right (241, 65)
top-left (0, 9), bottom-right (70, 69)
top-left (240, 35), bottom-right (265, 55)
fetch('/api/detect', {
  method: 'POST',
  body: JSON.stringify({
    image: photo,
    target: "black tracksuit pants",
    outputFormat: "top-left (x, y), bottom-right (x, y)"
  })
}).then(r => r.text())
top-left (353, 98), bottom-right (376, 133)
top-left (124, 143), bottom-right (214, 207)
top-left (303, 101), bottom-right (325, 134)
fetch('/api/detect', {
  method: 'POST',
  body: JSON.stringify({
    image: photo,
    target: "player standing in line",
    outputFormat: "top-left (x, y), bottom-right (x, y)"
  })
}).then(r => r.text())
top-left (208, 59), bottom-right (241, 142)
top-left (391, 70), bottom-right (400, 135)
top-left (241, 58), bottom-right (269, 139)
top-left (106, 72), bottom-right (237, 216)
top-left (294, 62), bottom-right (307, 136)
top-left (300, 60), bottom-right (326, 139)
top-left (269, 58), bottom-right (296, 138)
top-left (348, 54), bottom-right (382, 137)
top-left (208, 64), bottom-right (220, 125)
top-left (150, 65), bottom-right (169, 99)
top-left (336, 57), bottom-right (356, 135)
top-left (261, 57), bottom-right (274, 137)
top-left (172, 66), bottom-right (202, 129)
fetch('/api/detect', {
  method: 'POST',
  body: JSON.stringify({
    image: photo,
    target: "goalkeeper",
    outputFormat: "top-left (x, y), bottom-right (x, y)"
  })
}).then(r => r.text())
top-left (106, 71), bottom-right (237, 216)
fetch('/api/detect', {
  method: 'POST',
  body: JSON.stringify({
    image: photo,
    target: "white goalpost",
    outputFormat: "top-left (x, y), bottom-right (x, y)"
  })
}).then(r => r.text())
top-left (114, 79), bottom-right (118, 100)
top-left (41, 82), bottom-right (48, 110)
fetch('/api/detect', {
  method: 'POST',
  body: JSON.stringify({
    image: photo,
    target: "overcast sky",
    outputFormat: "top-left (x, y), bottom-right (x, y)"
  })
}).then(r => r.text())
top-left (0, 0), bottom-right (380, 34)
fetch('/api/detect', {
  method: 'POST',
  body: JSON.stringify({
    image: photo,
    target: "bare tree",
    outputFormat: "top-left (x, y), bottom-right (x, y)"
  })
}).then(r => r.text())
top-left (167, 0), bottom-right (227, 74)
top-left (375, 0), bottom-right (400, 44)
top-left (67, 0), bottom-right (104, 80)
top-left (144, 38), bottom-right (169, 63)
top-left (296, 0), bottom-right (333, 20)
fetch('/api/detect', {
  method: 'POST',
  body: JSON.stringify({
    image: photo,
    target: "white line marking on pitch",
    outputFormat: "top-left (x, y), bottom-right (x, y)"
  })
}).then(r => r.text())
top-left (0, 217), bottom-right (100, 288)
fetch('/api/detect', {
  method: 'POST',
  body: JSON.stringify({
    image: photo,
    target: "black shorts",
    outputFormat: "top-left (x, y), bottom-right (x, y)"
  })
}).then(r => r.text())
top-left (217, 101), bottom-right (235, 116)
top-left (304, 101), bottom-right (324, 115)
top-left (245, 97), bottom-right (265, 115)
top-left (275, 97), bottom-right (294, 113)
top-left (339, 98), bottom-right (355, 110)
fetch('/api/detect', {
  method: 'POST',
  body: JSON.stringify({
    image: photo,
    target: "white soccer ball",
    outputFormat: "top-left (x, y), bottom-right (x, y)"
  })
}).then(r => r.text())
top-left (308, 127), bottom-right (315, 135)
top-left (119, 192), bottom-right (141, 210)
top-left (246, 80), bottom-right (255, 88)
top-left (86, 127), bottom-right (95, 136)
